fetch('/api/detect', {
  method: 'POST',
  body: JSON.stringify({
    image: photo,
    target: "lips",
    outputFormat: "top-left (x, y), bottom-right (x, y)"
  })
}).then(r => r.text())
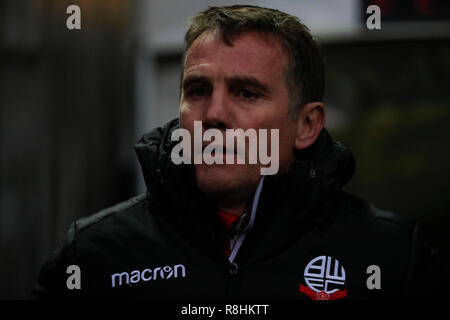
top-left (202, 144), bottom-right (237, 155)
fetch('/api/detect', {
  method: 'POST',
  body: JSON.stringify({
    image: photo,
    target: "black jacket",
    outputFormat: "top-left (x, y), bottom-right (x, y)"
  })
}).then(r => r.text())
top-left (31, 119), bottom-right (448, 300)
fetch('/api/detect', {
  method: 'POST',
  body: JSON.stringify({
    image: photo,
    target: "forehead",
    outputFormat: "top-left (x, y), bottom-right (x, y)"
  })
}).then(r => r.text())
top-left (183, 30), bottom-right (289, 77)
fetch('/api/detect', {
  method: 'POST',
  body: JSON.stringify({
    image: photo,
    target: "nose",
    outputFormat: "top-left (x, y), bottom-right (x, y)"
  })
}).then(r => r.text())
top-left (203, 85), bottom-right (232, 131)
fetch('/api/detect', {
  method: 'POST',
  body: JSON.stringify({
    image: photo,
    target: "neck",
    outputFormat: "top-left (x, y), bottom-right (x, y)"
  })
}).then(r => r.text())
top-left (213, 184), bottom-right (256, 216)
top-left (204, 179), bottom-right (265, 217)
top-left (216, 202), bottom-right (249, 216)
top-left (211, 191), bottom-right (254, 217)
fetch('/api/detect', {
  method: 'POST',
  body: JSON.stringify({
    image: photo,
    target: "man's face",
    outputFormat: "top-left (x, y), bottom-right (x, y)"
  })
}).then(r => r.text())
top-left (179, 30), bottom-right (299, 204)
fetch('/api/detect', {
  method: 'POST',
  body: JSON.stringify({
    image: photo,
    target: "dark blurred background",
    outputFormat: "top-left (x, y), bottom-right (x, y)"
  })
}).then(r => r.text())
top-left (1, 0), bottom-right (449, 299)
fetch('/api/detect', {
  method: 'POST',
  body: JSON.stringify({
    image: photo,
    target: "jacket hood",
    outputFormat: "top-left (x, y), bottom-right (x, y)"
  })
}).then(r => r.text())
top-left (134, 118), bottom-right (356, 220)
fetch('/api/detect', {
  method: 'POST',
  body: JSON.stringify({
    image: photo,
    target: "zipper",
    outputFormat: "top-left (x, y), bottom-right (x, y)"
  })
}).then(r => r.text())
top-left (226, 176), bottom-right (265, 275)
top-left (228, 261), bottom-right (239, 275)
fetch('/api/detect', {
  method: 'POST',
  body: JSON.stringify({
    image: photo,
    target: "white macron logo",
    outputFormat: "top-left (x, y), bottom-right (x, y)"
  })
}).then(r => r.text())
top-left (111, 264), bottom-right (186, 288)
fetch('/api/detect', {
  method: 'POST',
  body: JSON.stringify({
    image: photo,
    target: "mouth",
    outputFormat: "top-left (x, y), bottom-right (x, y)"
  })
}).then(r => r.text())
top-left (202, 144), bottom-right (237, 155)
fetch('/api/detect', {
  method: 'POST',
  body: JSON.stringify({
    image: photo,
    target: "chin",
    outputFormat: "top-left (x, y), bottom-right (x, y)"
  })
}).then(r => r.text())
top-left (194, 164), bottom-right (260, 198)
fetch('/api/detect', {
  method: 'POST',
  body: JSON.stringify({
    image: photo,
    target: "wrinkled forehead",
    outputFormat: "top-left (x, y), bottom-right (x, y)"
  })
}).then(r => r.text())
top-left (183, 29), bottom-right (289, 72)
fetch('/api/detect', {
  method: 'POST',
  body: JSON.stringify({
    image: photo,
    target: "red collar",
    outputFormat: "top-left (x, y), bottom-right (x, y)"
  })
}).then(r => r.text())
top-left (217, 211), bottom-right (240, 230)
top-left (216, 211), bottom-right (241, 257)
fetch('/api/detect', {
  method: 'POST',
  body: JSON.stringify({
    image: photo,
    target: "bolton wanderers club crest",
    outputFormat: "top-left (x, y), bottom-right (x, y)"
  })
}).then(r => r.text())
top-left (299, 255), bottom-right (348, 300)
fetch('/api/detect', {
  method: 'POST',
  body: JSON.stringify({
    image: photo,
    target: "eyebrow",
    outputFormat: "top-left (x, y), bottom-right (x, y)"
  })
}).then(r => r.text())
top-left (182, 75), bottom-right (210, 90)
top-left (182, 74), bottom-right (269, 93)
top-left (226, 76), bottom-right (269, 93)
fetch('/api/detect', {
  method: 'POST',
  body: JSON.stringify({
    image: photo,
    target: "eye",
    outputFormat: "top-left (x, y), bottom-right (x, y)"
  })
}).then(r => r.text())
top-left (186, 86), bottom-right (210, 99)
top-left (238, 89), bottom-right (260, 100)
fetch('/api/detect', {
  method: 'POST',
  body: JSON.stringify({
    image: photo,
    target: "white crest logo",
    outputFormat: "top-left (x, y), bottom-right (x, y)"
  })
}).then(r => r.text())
top-left (304, 255), bottom-right (346, 294)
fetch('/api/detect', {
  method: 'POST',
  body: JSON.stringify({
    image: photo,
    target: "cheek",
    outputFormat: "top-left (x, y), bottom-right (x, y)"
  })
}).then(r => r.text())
top-left (179, 102), bottom-right (195, 129)
top-left (275, 122), bottom-right (297, 163)
top-left (179, 99), bottom-right (205, 122)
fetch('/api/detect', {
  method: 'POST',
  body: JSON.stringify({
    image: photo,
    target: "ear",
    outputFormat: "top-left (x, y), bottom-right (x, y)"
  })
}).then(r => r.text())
top-left (294, 102), bottom-right (326, 150)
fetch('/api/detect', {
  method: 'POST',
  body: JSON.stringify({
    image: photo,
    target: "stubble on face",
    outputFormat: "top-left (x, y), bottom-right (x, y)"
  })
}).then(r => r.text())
top-left (179, 30), bottom-right (298, 214)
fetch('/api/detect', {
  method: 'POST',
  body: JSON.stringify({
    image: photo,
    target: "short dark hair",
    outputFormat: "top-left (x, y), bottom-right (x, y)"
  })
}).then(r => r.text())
top-left (182, 5), bottom-right (325, 116)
